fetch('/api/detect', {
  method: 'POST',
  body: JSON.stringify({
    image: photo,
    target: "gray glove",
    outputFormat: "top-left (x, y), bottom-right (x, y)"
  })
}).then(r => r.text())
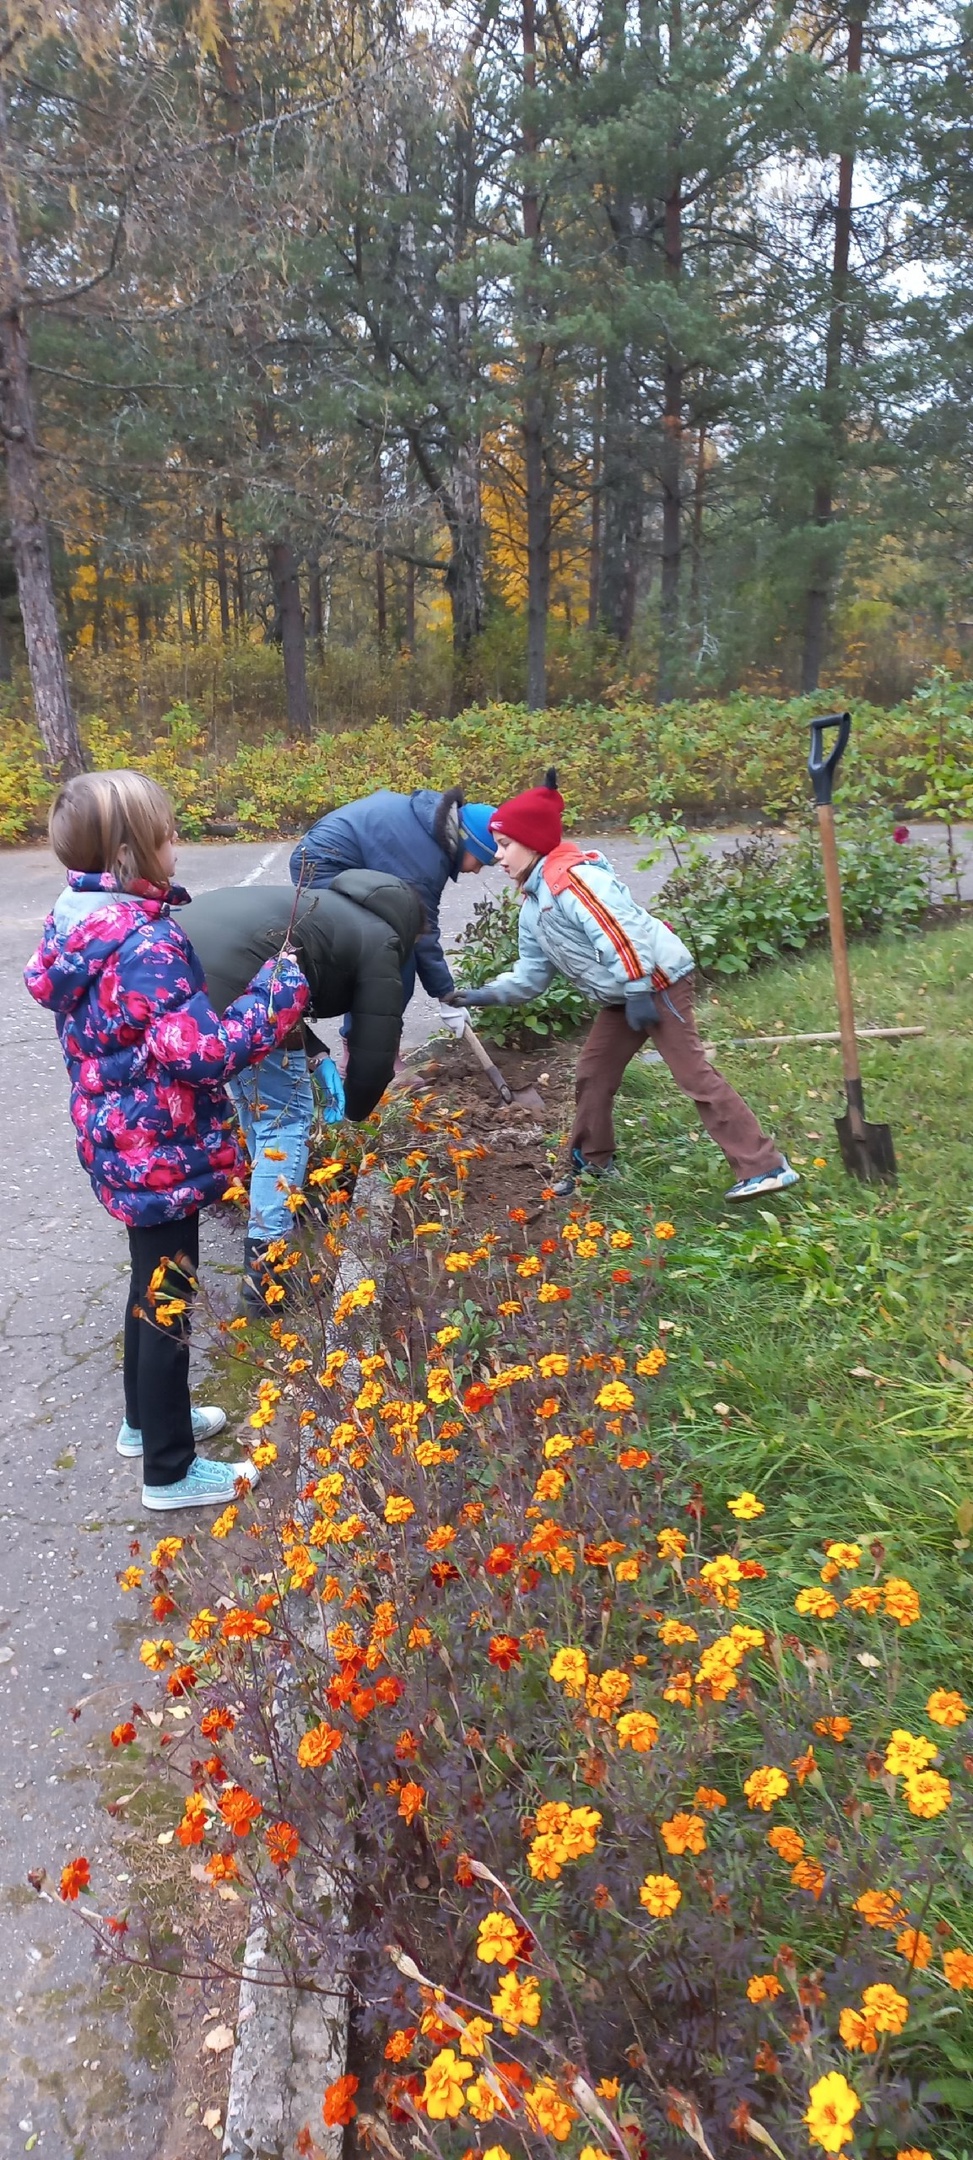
top-left (625, 986), bottom-right (659, 1032)
top-left (454, 984), bottom-right (502, 1007)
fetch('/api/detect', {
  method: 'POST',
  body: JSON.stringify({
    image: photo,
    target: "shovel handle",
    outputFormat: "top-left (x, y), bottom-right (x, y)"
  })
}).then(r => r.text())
top-left (816, 803), bottom-right (864, 1111)
top-left (808, 711), bottom-right (851, 807)
top-left (462, 1018), bottom-right (514, 1104)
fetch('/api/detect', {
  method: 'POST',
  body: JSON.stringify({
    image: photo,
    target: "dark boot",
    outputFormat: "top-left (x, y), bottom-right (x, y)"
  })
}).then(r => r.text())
top-left (241, 1236), bottom-right (271, 1309)
top-left (551, 1148), bottom-right (618, 1199)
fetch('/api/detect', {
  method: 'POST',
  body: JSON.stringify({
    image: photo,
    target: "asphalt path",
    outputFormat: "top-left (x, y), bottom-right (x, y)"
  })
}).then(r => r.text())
top-left (0, 819), bottom-right (969, 2154)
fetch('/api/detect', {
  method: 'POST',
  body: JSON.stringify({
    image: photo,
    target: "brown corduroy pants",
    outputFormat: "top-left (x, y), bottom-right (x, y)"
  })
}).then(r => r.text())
top-left (570, 974), bottom-right (782, 1180)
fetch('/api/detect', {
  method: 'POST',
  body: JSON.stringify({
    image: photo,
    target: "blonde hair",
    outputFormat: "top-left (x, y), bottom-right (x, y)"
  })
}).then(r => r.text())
top-left (48, 770), bottom-right (175, 889)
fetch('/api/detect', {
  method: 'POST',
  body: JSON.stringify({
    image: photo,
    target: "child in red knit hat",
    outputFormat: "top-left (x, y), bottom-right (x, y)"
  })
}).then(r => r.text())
top-left (456, 770), bottom-right (797, 1200)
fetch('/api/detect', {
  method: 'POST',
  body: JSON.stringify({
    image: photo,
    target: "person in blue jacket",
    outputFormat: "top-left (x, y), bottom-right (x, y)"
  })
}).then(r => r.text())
top-left (289, 786), bottom-right (496, 1006)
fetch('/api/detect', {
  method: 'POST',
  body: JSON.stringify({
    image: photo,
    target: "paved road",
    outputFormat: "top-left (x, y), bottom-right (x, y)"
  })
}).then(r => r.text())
top-left (0, 818), bottom-right (968, 2155)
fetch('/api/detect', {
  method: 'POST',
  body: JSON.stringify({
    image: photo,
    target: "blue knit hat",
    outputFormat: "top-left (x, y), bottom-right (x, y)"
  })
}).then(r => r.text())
top-left (458, 802), bottom-right (498, 865)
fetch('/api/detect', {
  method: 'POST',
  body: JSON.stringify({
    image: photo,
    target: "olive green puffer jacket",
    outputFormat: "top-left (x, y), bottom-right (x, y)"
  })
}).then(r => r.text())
top-left (176, 872), bottom-right (423, 1121)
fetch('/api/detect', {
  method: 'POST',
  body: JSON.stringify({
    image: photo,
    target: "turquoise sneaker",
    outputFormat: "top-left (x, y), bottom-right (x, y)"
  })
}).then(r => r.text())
top-left (141, 1455), bottom-right (259, 1512)
top-left (725, 1157), bottom-right (800, 1202)
top-left (116, 1405), bottom-right (227, 1458)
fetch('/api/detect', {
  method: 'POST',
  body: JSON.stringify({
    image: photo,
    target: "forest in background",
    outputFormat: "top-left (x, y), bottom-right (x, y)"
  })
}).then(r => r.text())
top-left (1, 0), bottom-right (972, 775)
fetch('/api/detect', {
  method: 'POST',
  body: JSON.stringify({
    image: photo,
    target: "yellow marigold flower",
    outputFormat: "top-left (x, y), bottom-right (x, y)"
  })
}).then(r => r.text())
top-left (744, 1765), bottom-right (789, 1811)
top-left (384, 1495), bottom-right (415, 1525)
top-left (895, 1926), bottom-right (932, 1970)
top-left (795, 1586), bottom-right (839, 1619)
top-left (458, 2016), bottom-right (493, 2057)
top-left (544, 1433), bottom-right (575, 1460)
top-left (549, 1645), bottom-right (589, 1697)
top-left (854, 1889), bottom-right (903, 1928)
top-left (595, 2078), bottom-right (620, 2100)
top-left (150, 1536), bottom-right (183, 1567)
top-left (927, 1687), bottom-right (968, 1727)
top-left (654, 1221), bottom-right (676, 1239)
top-left (661, 1812), bottom-right (706, 1856)
top-left (538, 1351), bottom-right (570, 1378)
top-left (663, 1670), bottom-right (693, 1706)
top-left (657, 1618), bottom-right (698, 1646)
top-left (884, 1729), bottom-right (938, 1776)
top-left (902, 1768), bottom-right (951, 1818)
top-left (118, 1566), bottom-right (144, 1591)
top-left (700, 1554), bottom-right (743, 1607)
top-left (747, 1973), bottom-right (784, 2002)
top-left (497, 1298), bottom-right (522, 1315)
top-left (516, 1254), bottom-right (542, 1277)
top-left (422, 2048), bottom-right (471, 2120)
top-left (490, 1971), bottom-right (542, 2034)
top-left (804, 2071), bottom-right (861, 2153)
top-left (884, 1575), bottom-right (920, 1626)
top-left (467, 2083), bottom-right (506, 2125)
top-left (537, 1282), bottom-right (570, 1303)
top-left (844, 1584), bottom-right (883, 1615)
top-left (694, 1786), bottom-right (727, 1810)
top-left (635, 1347), bottom-right (667, 1375)
top-left (548, 1543), bottom-right (576, 1574)
top-left (524, 2080), bottom-right (576, 2140)
top-left (594, 1380), bottom-right (635, 1412)
top-left (435, 1323), bottom-right (461, 1345)
top-left (727, 1491), bottom-right (764, 1520)
top-left (615, 1556), bottom-right (640, 1581)
top-left (534, 1467), bottom-right (567, 1501)
top-left (425, 1368), bottom-right (454, 1404)
top-left (767, 1825), bottom-right (805, 1863)
top-left (575, 1238), bottom-right (599, 1258)
top-left (943, 1948), bottom-right (973, 1989)
top-left (139, 1638), bottom-right (175, 1670)
top-left (825, 1542), bottom-right (861, 1569)
top-left (616, 1710), bottom-right (659, 1753)
top-left (861, 1982), bottom-right (909, 2034)
top-left (658, 1526), bottom-right (688, 1560)
top-left (609, 1230), bottom-right (633, 1249)
top-left (579, 2148), bottom-right (609, 2160)
top-left (639, 1872), bottom-right (682, 1918)
top-left (187, 1607), bottom-right (218, 1642)
top-left (476, 1912), bottom-right (522, 1966)
top-left (586, 1668), bottom-right (631, 1719)
top-left (210, 1504), bottom-right (238, 1540)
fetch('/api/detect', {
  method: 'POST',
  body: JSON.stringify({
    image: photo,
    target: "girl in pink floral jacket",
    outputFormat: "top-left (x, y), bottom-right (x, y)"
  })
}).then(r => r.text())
top-left (25, 771), bottom-right (309, 1511)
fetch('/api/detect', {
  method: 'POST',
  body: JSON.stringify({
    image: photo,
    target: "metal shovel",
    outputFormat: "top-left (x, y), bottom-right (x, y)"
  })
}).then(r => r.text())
top-left (440, 1006), bottom-right (546, 1116)
top-left (808, 713), bottom-right (897, 1183)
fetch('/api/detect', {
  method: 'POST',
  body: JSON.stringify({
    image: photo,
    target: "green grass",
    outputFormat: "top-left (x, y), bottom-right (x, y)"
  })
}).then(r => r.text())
top-left (607, 919), bottom-right (973, 1703)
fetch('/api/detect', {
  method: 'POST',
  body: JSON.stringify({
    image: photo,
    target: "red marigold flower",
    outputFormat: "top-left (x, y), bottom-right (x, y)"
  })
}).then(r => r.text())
top-left (166, 1664), bottom-right (198, 1697)
top-left (431, 1560), bottom-right (460, 1585)
top-left (485, 1543), bottom-right (517, 1576)
top-left (200, 1705), bottom-right (236, 1738)
top-left (322, 2074), bottom-right (360, 2127)
top-left (464, 1382), bottom-right (495, 1412)
top-left (60, 1856), bottom-right (90, 1901)
top-left (488, 1634), bottom-right (522, 1671)
top-left (110, 1722), bottom-right (137, 1747)
top-left (265, 1820), bottom-right (300, 1869)
top-left (455, 1851), bottom-right (476, 1885)
top-left (151, 1593), bottom-right (176, 1622)
top-left (218, 1785), bottom-right (262, 1837)
top-left (374, 1674), bottom-right (404, 1706)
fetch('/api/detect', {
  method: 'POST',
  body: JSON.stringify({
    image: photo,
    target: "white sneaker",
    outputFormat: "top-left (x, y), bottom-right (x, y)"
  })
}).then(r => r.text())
top-left (725, 1158), bottom-right (800, 1202)
top-left (141, 1455), bottom-right (258, 1512)
top-left (116, 1405), bottom-right (227, 1458)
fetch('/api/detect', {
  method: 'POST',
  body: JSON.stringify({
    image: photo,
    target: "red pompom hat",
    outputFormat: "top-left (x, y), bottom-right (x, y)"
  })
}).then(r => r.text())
top-left (489, 767), bottom-right (564, 855)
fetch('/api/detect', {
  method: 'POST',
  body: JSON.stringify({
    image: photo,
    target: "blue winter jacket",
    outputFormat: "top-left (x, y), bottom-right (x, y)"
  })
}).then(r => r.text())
top-left (290, 787), bottom-right (464, 1001)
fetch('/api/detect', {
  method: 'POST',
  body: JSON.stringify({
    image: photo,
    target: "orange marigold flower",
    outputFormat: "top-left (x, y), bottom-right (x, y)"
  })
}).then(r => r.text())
top-left (139, 1637), bottom-right (175, 1671)
top-left (814, 1716), bottom-right (851, 1741)
top-left (322, 2073), bottom-right (360, 2126)
top-left (219, 1785), bottom-right (262, 1837)
top-left (896, 2151), bottom-right (934, 2160)
top-left (791, 1857), bottom-right (826, 1899)
top-left (657, 1618), bottom-right (698, 1646)
top-left (927, 1687), bottom-right (968, 1727)
top-left (792, 1746), bottom-right (817, 1785)
top-left (60, 1856), bottom-right (90, 1901)
top-left (861, 1982), bottom-right (909, 2034)
top-left (205, 1851), bottom-right (240, 1884)
top-left (297, 1722), bottom-right (344, 1769)
top-left (524, 2079), bottom-right (577, 2140)
top-left (854, 1887), bottom-right (904, 1927)
top-left (660, 1811), bottom-right (706, 1856)
top-left (111, 1721), bottom-right (138, 1747)
top-left (485, 1543), bottom-right (517, 1576)
top-left (839, 2007), bottom-right (877, 2055)
top-left (384, 2027), bottom-right (417, 2062)
top-left (744, 1766), bottom-right (789, 1810)
top-left (200, 1706), bottom-right (236, 1738)
top-left (694, 1786), bottom-right (727, 1810)
top-left (265, 1820), bottom-right (300, 1869)
top-left (176, 1793), bottom-right (209, 1848)
top-left (488, 1634), bottom-right (521, 1671)
top-left (616, 1710), bottom-right (659, 1753)
top-left (895, 1926), bottom-right (932, 1970)
top-left (884, 1576), bottom-right (921, 1626)
top-left (639, 1872), bottom-right (681, 1918)
top-left (795, 1586), bottom-right (838, 1620)
top-left (747, 1974), bottom-right (784, 2003)
top-left (618, 1447), bottom-right (652, 1469)
top-left (767, 1825), bottom-right (804, 1863)
top-left (943, 1948), bottom-right (973, 1989)
top-left (384, 1494), bottom-right (415, 1525)
top-left (902, 1768), bottom-right (951, 1818)
top-left (654, 1221), bottom-right (676, 1239)
top-left (398, 1781), bottom-right (425, 1825)
top-left (585, 1666), bottom-right (630, 1718)
top-left (658, 1527), bottom-right (688, 1560)
top-left (221, 1608), bottom-right (272, 1642)
top-left (635, 1347), bottom-right (667, 1375)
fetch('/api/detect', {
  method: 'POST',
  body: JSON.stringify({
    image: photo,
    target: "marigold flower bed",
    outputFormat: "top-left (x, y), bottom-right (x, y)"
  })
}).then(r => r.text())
top-left (68, 1086), bottom-right (973, 2160)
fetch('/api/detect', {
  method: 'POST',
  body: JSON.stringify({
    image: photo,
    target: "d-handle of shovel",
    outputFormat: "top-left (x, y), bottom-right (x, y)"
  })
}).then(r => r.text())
top-left (808, 711), bottom-right (851, 806)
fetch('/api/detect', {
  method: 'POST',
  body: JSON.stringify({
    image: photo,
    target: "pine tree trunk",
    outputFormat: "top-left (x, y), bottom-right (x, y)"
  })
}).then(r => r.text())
top-left (521, 0), bottom-right (550, 711)
top-left (441, 440), bottom-right (486, 706)
top-left (657, 121), bottom-right (684, 701)
top-left (599, 341), bottom-right (642, 642)
top-left (135, 559), bottom-right (151, 647)
top-left (214, 510), bottom-right (231, 640)
top-left (308, 559), bottom-right (324, 653)
top-left (267, 540), bottom-right (310, 739)
top-left (588, 360), bottom-right (603, 634)
top-left (0, 82), bottom-right (83, 778)
top-left (801, 6), bottom-right (866, 693)
top-left (689, 425), bottom-right (706, 617)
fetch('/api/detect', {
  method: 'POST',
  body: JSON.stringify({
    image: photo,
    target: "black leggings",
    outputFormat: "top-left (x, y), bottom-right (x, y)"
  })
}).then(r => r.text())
top-left (123, 1214), bottom-right (200, 1487)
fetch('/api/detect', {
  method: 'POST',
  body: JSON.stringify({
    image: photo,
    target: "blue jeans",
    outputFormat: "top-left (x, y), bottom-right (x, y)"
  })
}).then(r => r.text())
top-left (229, 1047), bottom-right (314, 1241)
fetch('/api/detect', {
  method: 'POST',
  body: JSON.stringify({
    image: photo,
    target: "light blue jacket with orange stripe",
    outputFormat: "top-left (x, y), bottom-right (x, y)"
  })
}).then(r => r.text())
top-left (484, 843), bottom-right (694, 1009)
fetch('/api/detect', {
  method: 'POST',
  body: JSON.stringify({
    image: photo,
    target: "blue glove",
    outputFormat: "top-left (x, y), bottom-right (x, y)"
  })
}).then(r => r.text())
top-left (312, 1055), bottom-right (346, 1123)
top-left (625, 987), bottom-right (659, 1032)
top-left (454, 985), bottom-right (502, 1007)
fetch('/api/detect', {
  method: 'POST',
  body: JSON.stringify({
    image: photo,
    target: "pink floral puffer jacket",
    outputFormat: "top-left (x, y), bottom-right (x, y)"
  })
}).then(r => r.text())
top-left (25, 870), bottom-right (309, 1227)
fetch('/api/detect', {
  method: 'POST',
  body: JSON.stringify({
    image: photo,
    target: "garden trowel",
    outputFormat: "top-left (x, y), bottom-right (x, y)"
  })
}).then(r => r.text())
top-left (807, 713), bottom-right (896, 1184)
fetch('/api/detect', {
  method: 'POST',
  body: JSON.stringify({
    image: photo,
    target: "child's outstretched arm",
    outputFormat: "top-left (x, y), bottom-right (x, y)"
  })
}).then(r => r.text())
top-left (457, 907), bottom-right (556, 1008)
top-left (127, 929), bottom-right (309, 1083)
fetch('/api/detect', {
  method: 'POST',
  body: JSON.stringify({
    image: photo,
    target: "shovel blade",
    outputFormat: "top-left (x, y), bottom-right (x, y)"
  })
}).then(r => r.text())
top-left (512, 1085), bottom-right (547, 1117)
top-left (835, 1110), bottom-right (897, 1184)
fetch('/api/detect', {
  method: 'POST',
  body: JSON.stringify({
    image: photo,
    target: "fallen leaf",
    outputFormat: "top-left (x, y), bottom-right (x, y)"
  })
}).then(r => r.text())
top-left (202, 2107), bottom-right (223, 2131)
top-left (203, 2023), bottom-right (235, 2053)
top-left (156, 1830), bottom-right (174, 1846)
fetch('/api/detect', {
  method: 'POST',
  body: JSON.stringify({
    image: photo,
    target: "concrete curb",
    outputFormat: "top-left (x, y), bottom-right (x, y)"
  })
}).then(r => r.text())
top-left (223, 1167), bottom-right (395, 2160)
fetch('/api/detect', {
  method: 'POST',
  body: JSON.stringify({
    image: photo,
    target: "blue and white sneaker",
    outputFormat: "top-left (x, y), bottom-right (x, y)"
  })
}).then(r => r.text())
top-left (117, 1405), bottom-right (227, 1458)
top-left (725, 1157), bottom-right (800, 1202)
top-left (141, 1454), bottom-right (259, 1512)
